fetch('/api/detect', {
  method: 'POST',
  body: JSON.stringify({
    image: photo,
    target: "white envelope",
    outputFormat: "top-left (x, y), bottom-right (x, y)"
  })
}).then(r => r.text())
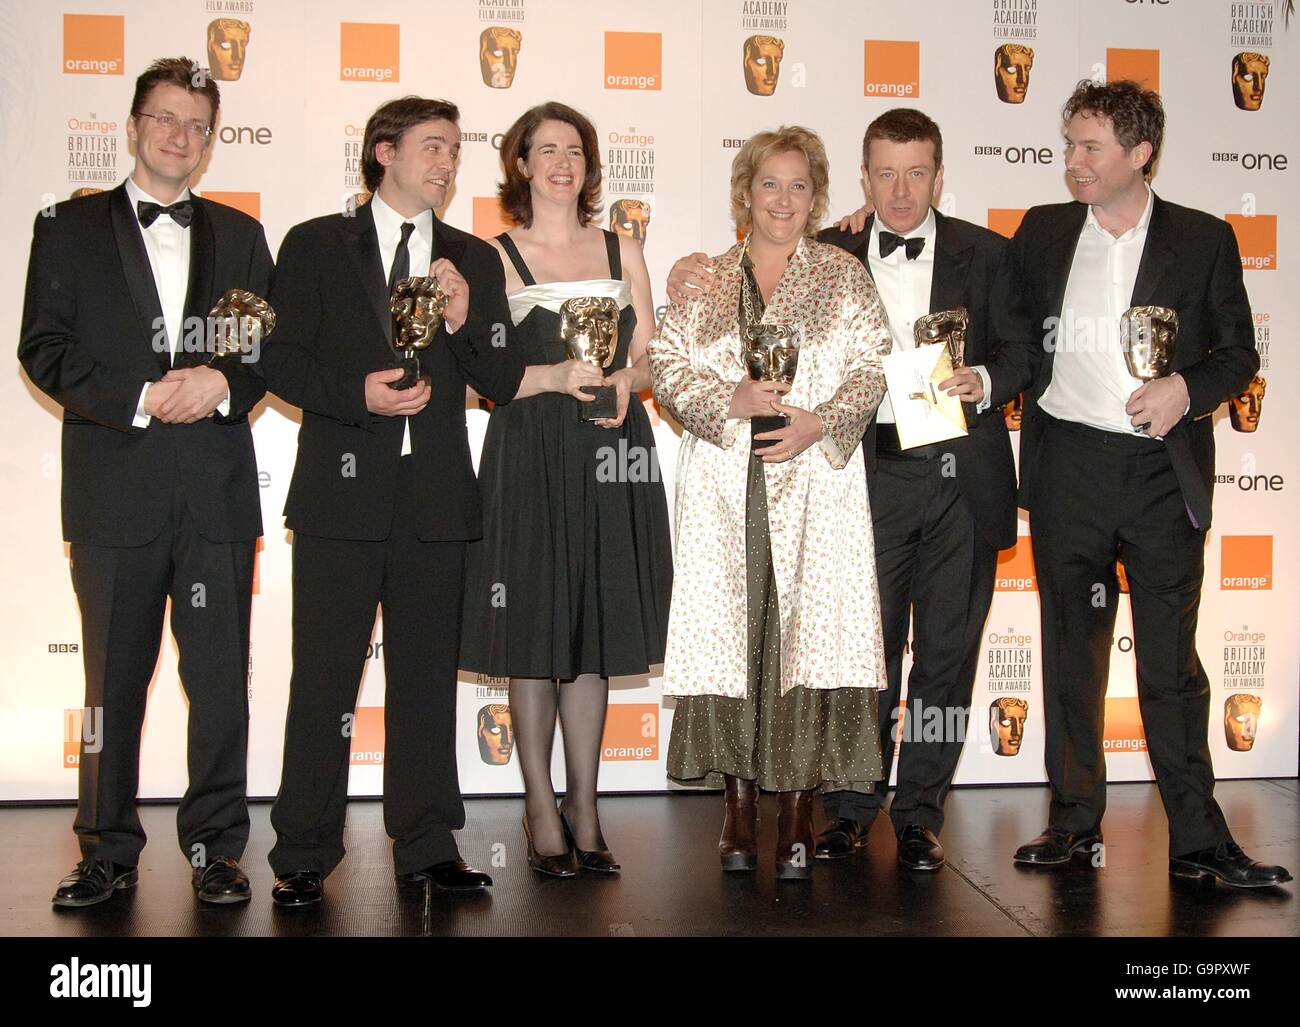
top-left (881, 342), bottom-right (969, 449)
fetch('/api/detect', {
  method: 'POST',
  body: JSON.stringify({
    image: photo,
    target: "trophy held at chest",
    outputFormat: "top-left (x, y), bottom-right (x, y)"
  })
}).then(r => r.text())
top-left (1121, 305), bottom-right (1178, 432)
top-left (742, 322), bottom-right (799, 453)
top-left (559, 296), bottom-right (620, 421)
top-left (208, 288), bottom-right (276, 363)
top-left (389, 275), bottom-right (449, 390)
top-left (914, 307), bottom-right (973, 428)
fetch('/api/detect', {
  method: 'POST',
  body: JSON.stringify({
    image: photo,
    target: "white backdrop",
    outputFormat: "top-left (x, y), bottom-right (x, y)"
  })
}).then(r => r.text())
top-left (0, 0), bottom-right (1295, 801)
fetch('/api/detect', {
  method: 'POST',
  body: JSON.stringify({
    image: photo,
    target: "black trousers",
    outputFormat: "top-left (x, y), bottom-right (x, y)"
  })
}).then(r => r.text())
top-left (824, 452), bottom-right (999, 835)
top-left (270, 458), bottom-right (467, 878)
top-left (1029, 414), bottom-right (1230, 856)
top-left (70, 487), bottom-right (254, 867)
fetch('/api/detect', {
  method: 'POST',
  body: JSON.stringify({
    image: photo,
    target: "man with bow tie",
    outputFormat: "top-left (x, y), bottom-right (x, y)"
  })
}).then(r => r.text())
top-left (19, 57), bottom-right (273, 907)
top-left (667, 108), bottom-right (1029, 870)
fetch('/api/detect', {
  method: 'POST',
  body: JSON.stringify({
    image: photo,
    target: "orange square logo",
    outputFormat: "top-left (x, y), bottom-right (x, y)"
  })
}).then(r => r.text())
top-left (202, 191), bottom-right (261, 222)
top-left (1221, 535), bottom-right (1273, 590)
top-left (1107, 48), bottom-right (1160, 93)
top-left (472, 196), bottom-right (514, 239)
top-left (63, 709), bottom-right (83, 769)
top-left (1226, 214), bottom-right (1277, 271)
top-left (995, 537), bottom-right (1037, 591)
top-left (864, 40), bottom-right (919, 99)
top-left (63, 14), bottom-right (124, 76)
top-left (601, 703), bottom-right (659, 761)
top-left (340, 22), bottom-right (399, 83)
top-left (1103, 697), bottom-right (1147, 753)
top-left (604, 32), bottom-right (662, 90)
top-left (349, 706), bottom-right (385, 765)
top-left (987, 208), bottom-right (1027, 239)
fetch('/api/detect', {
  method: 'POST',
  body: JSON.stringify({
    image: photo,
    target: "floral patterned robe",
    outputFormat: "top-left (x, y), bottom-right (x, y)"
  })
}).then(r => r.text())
top-left (649, 237), bottom-right (891, 699)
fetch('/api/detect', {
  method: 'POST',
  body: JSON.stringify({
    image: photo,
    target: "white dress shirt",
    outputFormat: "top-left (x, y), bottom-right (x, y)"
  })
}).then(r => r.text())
top-left (869, 209), bottom-right (936, 424)
top-left (1038, 186), bottom-right (1155, 435)
top-left (369, 192), bottom-right (434, 456)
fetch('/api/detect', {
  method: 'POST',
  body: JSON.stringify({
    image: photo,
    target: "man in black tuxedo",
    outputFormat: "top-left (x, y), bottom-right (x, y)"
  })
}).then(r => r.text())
top-left (259, 97), bottom-right (522, 906)
top-left (994, 80), bottom-right (1289, 887)
top-left (666, 109), bottom-right (1025, 870)
top-left (19, 57), bottom-right (272, 907)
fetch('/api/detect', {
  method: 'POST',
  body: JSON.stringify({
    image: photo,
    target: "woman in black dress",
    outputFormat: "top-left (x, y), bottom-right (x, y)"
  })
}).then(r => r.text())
top-left (461, 102), bottom-right (672, 876)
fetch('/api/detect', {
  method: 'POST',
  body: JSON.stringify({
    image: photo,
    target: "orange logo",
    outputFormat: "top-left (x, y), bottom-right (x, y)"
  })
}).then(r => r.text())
top-left (864, 40), bottom-right (919, 98)
top-left (63, 14), bottom-right (124, 76)
top-left (63, 709), bottom-right (84, 769)
top-left (994, 537), bottom-right (1037, 591)
top-left (605, 32), bottom-right (662, 90)
top-left (1220, 535), bottom-right (1272, 590)
top-left (1102, 697), bottom-right (1147, 753)
top-left (1226, 213), bottom-right (1277, 271)
top-left (1106, 48), bottom-right (1160, 93)
top-left (340, 22), bottom-right (399, 83)
top-left (349, 706), bottom-right (385, 765)
top-left (601, 703), bottom-right (659, 761)
top-left (202, 191), bottom-right (261, 222)
top-left (987, 208), bottom-right (1027, 239)
top-left (1115, 558), bottom-right (1130, 594)
top-left (472, 196), bottom-right (514, 240)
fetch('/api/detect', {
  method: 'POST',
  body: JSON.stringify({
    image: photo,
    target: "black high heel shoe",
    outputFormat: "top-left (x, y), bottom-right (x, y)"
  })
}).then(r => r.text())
top-left (522, 814), bottom-right (578, 878)
top-left (560, 809), bottom-right (621, 874)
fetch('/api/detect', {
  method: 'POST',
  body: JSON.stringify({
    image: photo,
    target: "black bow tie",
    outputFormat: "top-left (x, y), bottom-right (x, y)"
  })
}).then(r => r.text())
top-left (879, 231), bottom-right (925, 261)
top-left (137, 199), bottom-right (193, 228)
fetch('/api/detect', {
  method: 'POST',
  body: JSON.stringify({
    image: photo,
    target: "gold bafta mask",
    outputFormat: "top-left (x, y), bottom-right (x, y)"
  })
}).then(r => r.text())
top-left (743, 35), bottom-right (784, 96)
top-left (990, 697), bottom-right (1028, 757)
top-left (1003, 392), bottom-right (1024, 432)
top-left (609, 199), bottom-right (651, 243)
top-left (207, 18), bottom-right (250, 82)
top-left (390, 276), bottom-right (449, 353)
top-left (1229, 374), bottom-right (1267, 432)
top-left (1120, 305), bottom-right (1178, 381)
top-left (1223, 693), bottom-right (1261, 752)
top-left (208, 288), bottom-right (276, 361)
top-left (559, 296), bottom-right (619, 369)
top-left (70, 187), bottom-right (103, 199)
top-left (915, 307), bottom-right (969, 368)
top-left (994, 44), bottom-right (1033, 104)
top-left (477, 704), bottom-right (515, 765)
top-left (480, 27), bottom-right (522, 89)
top-left (1232, 52), bottom-right (1269, 111)
top-left (742, 323), bottom-right (800, 384)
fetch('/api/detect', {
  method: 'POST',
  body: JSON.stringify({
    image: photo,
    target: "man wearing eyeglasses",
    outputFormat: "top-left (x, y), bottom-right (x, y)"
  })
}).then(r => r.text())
top-left (18, 57), bottom-right (273, 908)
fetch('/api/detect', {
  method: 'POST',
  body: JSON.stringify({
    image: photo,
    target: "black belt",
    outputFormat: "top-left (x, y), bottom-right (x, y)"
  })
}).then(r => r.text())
top-left (875, 422), bottom-right (948, 461)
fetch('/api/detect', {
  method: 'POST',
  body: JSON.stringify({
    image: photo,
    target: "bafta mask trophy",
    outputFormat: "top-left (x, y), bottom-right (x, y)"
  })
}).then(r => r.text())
top-left (742, 323), bottom-right (800, 452)
top-left (208, 288), bottom-right (276, 363)
top-left (1121, 304), bottom-right (1178, 382)
top-left (389, 276), bottom-right (448, 389)
top-left (914, 306), bottom-right (973, 427)
top-left (559, 296), bottom-right (619, 420)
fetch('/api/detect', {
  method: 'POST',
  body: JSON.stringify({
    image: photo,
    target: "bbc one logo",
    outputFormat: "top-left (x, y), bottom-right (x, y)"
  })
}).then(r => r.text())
top-left (63, 14), bottom-right (123, 75)
top-left (1212, 151), bottom-right (1288, 171)
top-left (864, 40), bottom-right (919, 98)
top-left (340, 22), bottom-right (399, 82)
top-left (604, 32), bottom-right (661, 91)
top-left (973, 143), bottom-right (1055, 166)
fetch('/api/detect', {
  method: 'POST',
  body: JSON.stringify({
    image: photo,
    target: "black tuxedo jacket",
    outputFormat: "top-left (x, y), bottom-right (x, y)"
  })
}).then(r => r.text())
top-left (18, 183), bottom-right (272, 546)
top-left (258, 203), bottom-right (523, 543)
top-left (992, 195), bottom-right (1258, 531)
top-left (819, 210), bottom-right (1023, 550)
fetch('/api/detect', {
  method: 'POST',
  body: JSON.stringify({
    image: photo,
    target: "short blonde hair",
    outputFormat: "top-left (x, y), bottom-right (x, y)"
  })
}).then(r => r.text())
top-left (730, 125), bottom-right (829, 237)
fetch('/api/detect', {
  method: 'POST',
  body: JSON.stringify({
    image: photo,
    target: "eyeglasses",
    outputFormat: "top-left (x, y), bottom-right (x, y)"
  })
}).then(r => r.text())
top-left (136, 111), bottom-right (213, 140)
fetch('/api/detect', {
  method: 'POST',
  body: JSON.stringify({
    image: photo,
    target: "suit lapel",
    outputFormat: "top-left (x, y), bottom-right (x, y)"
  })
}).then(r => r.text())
top-left (174, 198), bottom-right (215, 369)
top-left (1129, 193), bottom-right (1176, 308)
top-left (1045, 203), bottom-right (1090, 325)
top-left (344, 203), bottom-right (393, 343)
top-left (928, 210), bottom-right (971, 314)
top-left (431, 212), bottom-right (465, 270)
top-left (110, 184), bottom-right (170, 376)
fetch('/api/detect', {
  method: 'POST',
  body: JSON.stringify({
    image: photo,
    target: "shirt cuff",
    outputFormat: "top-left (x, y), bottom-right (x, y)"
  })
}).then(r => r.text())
top-left (133, 382), bottom-right (152, 428)
top-left (217, 385), bottom-right (230, 419)
top-left (972, 364), bottom-right (993, 414)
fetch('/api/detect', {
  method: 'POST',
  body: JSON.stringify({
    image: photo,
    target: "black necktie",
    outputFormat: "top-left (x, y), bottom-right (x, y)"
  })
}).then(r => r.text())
top-left (879, 231), bottom-right (925, 261)
top-left (389, 221), bottom-right (415, 290)
top-left (137, 199), bottom-right (194, 228)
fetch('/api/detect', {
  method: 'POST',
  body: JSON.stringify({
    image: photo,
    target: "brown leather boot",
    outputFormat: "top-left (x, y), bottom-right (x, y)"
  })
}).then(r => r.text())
top-left (718, 775), bottom-right (759, 871)
top-left (775, 790), bottom-right (815, 880)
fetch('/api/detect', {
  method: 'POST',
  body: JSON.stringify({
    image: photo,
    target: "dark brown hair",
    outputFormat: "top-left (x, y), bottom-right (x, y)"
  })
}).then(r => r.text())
top-left (861, 108), bottom-right (943, 170)
top-left (362, 96), bottom-right (460, 192)
top-left (498, 102), bottom-right (603, 228)
top-left (130, 57), bottom-right (221, 129)
top-left (1062, 79), bottom-right (1164, 177)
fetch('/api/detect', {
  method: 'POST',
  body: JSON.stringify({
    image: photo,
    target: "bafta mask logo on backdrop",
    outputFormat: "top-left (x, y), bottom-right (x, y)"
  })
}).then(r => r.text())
top-left (1003, 392), bottom-right (1024, 431)
top-left (994, 43), bottom-right (1033, 104)
top-left (477, 704), bottom-right (515, 765)
top-left (989, 698), bottom-right (1028, 757)
top-left (743, 35), bottom-right (784, 95)
top-left (609, 199), bottom-right (651, 243)
top-left (1224, 693), bottom-right (1261, 752)
top-left (1230, 374), bottom-right (1267, 432)
top-left (70, 187), bottom-right (104, 199)
top-left (1231, 52), bottom-right (1270, 110)
top-left (208, 19), bottom-right (251, 81)
top-left (480, 26), bottom-right (521, 88)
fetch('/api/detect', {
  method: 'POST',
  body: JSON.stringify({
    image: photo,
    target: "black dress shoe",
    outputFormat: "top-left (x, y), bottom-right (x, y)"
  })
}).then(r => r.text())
top-left (52, 858), bottom-right (138, 908)
top-left (192, 856), bottom-right (251, 905)
top-left (1170, 842), bottom-right (1293, 889)
top-left (271, 870), bottom-right (322, 908)
top-left (560, 811), bottom-right (621, 874)
top-left (522, 815), bottom-right (578, 878)
top-left (814, 817), bottom-right (871, 861)
top-left (401, 860), bottom-right (494, 891)
top-left (897, 825), bottom-right (945, 871)
top-left (1013, 826), bottom-right (1103, 866)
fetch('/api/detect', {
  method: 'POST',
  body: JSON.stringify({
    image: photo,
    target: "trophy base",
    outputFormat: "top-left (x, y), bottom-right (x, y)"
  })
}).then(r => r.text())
top-left (388, 357), bottom-right (425, 391)
top-left (751, 413), bottom-right (789, 454)
top-left (577, 384), bottom-right (618, 421)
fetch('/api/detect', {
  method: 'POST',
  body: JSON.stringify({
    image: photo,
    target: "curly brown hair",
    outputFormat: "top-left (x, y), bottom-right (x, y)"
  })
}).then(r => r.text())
top-left (1062, 79), bottom-right (1164, 177)
top-left (498, 102), bottom-right (603, 228)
